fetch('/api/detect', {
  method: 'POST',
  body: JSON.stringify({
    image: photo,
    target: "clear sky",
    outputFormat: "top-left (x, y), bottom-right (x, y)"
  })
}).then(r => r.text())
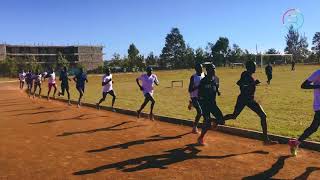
top-left (0, 0), bottom-right (319, 59)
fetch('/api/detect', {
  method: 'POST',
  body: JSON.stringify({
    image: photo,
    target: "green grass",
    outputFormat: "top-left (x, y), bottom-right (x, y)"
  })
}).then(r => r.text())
top-left (40, 65), bottom-right (320, 141)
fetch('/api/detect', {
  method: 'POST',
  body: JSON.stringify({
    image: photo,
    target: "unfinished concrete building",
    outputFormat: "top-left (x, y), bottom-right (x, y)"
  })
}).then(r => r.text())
top-left (0, 44), bottom-right (103, 70)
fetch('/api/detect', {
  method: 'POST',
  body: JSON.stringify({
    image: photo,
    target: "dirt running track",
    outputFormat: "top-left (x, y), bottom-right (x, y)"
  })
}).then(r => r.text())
top-left (0, 82), bottom-right (320, 180)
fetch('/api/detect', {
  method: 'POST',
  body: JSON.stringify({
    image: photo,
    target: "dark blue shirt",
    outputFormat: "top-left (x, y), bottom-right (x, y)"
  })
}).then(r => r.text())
top-left (75, 73), bottom-right (87, 87)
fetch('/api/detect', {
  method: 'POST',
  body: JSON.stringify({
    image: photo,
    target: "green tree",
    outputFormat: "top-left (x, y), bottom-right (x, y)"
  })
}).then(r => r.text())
top-left (1, 57), bottom-right (18, 77)
top-left (57, 52), bottom-right (70, 70)
top-left (312, 32), bottom-right (320, 62)
top-left (211, 37), bottom-right (230, 66)
top-left (146, 52), bottom-right (157, 66)
top-left (284, 26), bottom-right (309, 62)
top-left (229, 44), bottom-right (244, 63)
top-left (128, 43), bottom-right (143, 69)
top-left (195, 48), bottom-right (206, 65)
top-left (160, 27), bottom-right (187, 69)
top-left (184, 46), bottom-right (195, 68)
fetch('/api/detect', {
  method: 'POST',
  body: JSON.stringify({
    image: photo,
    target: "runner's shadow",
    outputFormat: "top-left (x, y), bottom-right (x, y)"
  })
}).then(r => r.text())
top-left (29, 114), bottom-right (109, 124)
top-left (293, 167), bottom-right (320, 180)
top-left (73, 144), bottom-right (269, 175)
top-left (242, 155), bottom-right (291, 180)
top-left (15, 109), bottom-right (66, 116)
top-left (87, 132), bottom-right (191, 153)
top-left (57, 121), bottom-right (142, 137)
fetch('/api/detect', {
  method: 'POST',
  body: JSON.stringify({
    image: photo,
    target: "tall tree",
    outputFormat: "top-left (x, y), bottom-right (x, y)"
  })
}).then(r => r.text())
top-left (284, 26), bottom-right (309, 62)
top-left (184, 45), bottom-right (195, 68)
top-left (211, 37), bottom-right (230, 66)
top-left (312, 32), bottom-right (320, 61)
top-left (146, 52), bottom-right (157, 66)
top-left (57, 52), bottom-right (70, 70)
top-left (127, 43), bottom-right (143, 69)
top-left (160, 27), bottom-right (186, 69)
top-left (195, 48), bottom-right (206, 65)
top-left (229, 44), bottom-right (244, 63)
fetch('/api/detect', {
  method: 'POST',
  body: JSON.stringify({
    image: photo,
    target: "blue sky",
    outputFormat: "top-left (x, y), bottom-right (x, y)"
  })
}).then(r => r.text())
top-left (0, 0), bottom-right (319, 60)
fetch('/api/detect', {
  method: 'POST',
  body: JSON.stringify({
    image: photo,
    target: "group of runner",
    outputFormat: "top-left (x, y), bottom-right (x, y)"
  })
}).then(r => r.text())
top-left (18, 61), bottom-right (320, 156)
top-left (18, 67), bottom-right (88, 107)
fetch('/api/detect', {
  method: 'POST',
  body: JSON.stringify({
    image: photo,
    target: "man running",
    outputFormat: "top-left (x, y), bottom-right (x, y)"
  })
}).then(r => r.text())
top-left (18, 70), bottom-right (26, 90)
top-left (224, 61), bottom-right (276, 145)
top-left (265, 62), bottom-right (273, 85)
top-left (25, 70), bottom-right (33, 97)
top-left (197, 63), bottom-right (224, 145)
top-left (188, 63), bottom-right (205, 134)
top-left (73, 67), bottom-right (88, 108)
top-left (289, 70), bottom-right (320, 155)
top-left (96, 67), bottom-right (116, 111)
top-left (46, 68), bottom-right (57, 101)
top-left (136, 66), bottom-right (159, 120)
top-left (58, 66), bottom-right (71, 105)
top-left (33, 70), bottom-right (42, 98)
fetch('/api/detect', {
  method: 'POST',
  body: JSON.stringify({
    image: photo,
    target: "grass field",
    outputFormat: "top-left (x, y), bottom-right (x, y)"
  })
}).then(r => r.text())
top-left (36, 65), bottom-right (320, 141)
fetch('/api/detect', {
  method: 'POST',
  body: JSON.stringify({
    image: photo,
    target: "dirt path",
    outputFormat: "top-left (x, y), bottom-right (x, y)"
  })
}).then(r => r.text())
top-left (0, 82), bottom-right (320, 180)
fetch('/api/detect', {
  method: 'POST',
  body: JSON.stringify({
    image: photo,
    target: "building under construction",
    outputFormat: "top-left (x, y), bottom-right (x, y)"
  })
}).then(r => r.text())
top-left (0, 44), bottom-right (103, 70)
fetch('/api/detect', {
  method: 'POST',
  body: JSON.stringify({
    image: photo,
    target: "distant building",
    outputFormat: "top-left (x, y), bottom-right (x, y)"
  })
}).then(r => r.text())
top-left (0, 44), bottom-right (103, 70)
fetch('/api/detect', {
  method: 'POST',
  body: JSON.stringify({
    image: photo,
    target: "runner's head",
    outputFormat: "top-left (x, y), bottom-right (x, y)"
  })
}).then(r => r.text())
top-left (195, 63), bottom-right (203, 74)
top-left (204, 63), bottom-right (216, 77)
top-left (245, 61), bottom-right (256, 73)
top-left (105, 67), bottom-right (110, 75)
top-left (63, 66), bottom-right (67, 72)
top-left (146, 66), bottom-right (153, 76)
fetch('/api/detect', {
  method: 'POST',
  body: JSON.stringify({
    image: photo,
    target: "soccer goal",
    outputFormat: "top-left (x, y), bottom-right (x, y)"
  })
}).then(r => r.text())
top-left (259, 53), bottom-right (293, 67)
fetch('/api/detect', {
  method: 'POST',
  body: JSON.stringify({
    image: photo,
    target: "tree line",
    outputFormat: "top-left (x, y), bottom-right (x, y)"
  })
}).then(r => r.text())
top-left (106, 26), bottom-right (320, 71)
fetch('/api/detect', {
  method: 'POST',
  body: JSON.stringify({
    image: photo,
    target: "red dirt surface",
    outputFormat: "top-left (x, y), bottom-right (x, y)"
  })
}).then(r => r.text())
top-left (0, 82), bottom-right (320, 180)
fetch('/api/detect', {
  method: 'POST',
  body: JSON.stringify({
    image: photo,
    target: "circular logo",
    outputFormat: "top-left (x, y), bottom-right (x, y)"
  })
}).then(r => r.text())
top-left (282, 8), bottom-right (304, 30)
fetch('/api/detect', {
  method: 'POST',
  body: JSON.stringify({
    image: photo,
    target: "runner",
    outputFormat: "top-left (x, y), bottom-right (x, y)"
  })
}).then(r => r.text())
top-left (289, 69), bottom-right (320, 156)
top-left (136, 66), bottom-right (159, 120)
top-left (25, 70), bottom-right (33, 97)
top-left (265, 62), bottom-right (273, 85)
top-left (188, 63), bottom-right (205, 134)
top-left (73, 67), bottom-right (88, 108)
top-left (197, 63), bottom-right (224, 145)
top-left (33, 70), bottom-right (42, 98)
top-left (18, 70), bottom-right (26, 90)
top-left (58, 66), bottom-right (71, 105)
top-left (96, 67), bottom-right (116, 111)
top-left (46, 68), bottom-right (57, 101)
top-left (224, 61), bottom-right (277, 145)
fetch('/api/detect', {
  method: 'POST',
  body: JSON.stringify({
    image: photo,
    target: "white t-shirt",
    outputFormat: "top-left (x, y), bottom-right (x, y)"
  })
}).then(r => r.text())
top-left (307, 70), bottom-right (320, 111)
top-left (48, 72), bottom-right (56, 84)
top-left (19, 72), bottom-right (26, 81)
top-left (138, 74), bottom-right (159, 95)
top-left (102, 74), bottom-right (113, 92)
top-left (190, 73), bottom-right (205, 98)
top-left (34, 74), bottom-right (42, 84)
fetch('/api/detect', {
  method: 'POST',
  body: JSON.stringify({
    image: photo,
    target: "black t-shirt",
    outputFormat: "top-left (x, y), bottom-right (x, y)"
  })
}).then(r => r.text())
top-left (265, 65), bottom-right (272, 75)
top-left (60, 71), bottom-right (69, 85)
top-left (237, 71), bottom-right (256, 99)
top-left (198, 75), bottom-right (219, 103)
top-left (25, 73), bottom-right (33, 83)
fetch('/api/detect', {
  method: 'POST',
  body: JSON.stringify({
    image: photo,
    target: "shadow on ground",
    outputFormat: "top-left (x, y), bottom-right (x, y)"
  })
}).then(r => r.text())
top-left (73, 144), bottom-right (269, 175)
top-left (87, 132), bottom-right (191, 153)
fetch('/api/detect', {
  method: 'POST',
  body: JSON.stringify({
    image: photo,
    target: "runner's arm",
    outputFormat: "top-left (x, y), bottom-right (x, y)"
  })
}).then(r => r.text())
top-left (301, 80), bottom-right (320, 89)
top-left (136, 78), bottom-right (143, 90)
top-left (188, 76), bottom-right (195, 93)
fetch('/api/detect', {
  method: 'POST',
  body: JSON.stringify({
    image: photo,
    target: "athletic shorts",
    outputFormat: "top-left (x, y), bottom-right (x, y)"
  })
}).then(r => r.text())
top-left (191, 97), bottom-right (202, 115)
top-left (61, 83), bottom-right (69, 91)
top-left (234, 95), bottom-right (266, 117)
top-left (199, 100), bottom-right (224, 125)
top-left (34, 82), bottom-right (41, 86)
top-left (48, 83), bottom-right (56, 89)
top-left (103, 90), bottom-right (115, 96)
top-left (76, 85), bottom-right (85, 93)
top-left (267, 74), bottom-right (272, 80)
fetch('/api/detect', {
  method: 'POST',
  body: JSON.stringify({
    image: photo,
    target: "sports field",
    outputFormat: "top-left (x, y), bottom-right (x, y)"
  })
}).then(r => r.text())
top-left (1, 82), bottom-right (320, 179)
top-left (35, 65), bottom-right (320, 141)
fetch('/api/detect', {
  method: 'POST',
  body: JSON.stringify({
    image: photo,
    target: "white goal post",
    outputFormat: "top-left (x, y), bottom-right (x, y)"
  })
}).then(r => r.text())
top-left (260, 53), bottom-right (293, 67)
